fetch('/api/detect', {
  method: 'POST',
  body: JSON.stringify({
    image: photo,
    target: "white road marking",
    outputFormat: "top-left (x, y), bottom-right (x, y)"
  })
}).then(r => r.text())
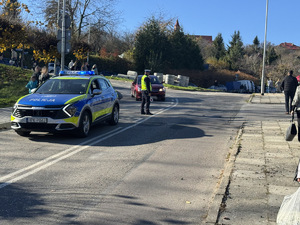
top-left (0, 99), bottom-right (178, 189)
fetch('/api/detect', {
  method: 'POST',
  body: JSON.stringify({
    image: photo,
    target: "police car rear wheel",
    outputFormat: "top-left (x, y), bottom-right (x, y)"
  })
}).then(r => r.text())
top-left (109, 105), bottom-right (119, 125)
top-left (77, 111), bottom-right (91, 137)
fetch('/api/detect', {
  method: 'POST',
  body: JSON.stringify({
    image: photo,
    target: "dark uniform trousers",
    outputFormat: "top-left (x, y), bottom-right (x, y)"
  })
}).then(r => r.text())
top-left (141, 90), bottom-right (150, 113)
top-left (285, 91), bottom-right (296, 113)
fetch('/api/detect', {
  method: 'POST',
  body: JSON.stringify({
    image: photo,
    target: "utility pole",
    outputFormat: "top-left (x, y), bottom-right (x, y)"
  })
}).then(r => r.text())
top-left (261, 0), bottom-right (269, 95)
top-left (87, 23), bottom-right (90, 64)
top-left (54, 0), bottom-right (60, 75)
top-left (60, 0), bottom-right (66, 72)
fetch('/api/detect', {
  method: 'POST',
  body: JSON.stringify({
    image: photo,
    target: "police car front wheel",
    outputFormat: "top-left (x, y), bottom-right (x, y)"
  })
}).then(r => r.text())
top-left (109, 105), bottom-right (119, 125)
top-left (77, 111), bottom-right (91, 138)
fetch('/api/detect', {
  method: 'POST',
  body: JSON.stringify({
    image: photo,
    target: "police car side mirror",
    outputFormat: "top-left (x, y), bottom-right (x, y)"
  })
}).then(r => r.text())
top-left (30, 88), bottom-right (37, 93)
top-left (92, 89), bottom-right (102, 96)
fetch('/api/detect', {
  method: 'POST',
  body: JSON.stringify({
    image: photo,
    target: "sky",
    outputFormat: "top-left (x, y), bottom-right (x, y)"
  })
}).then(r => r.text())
top-left (114, 0), bottom-right (300, 46)
top-left (21, 0), bottom-right (300, 46)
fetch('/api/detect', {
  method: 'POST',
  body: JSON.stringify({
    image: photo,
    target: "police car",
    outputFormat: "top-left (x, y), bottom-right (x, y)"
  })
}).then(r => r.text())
top-left (11, 71), bottom-right (120, 137)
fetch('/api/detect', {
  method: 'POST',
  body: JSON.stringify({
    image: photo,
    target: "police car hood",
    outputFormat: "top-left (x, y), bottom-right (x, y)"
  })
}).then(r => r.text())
top-left (18, 94), bottom-right (83, 107)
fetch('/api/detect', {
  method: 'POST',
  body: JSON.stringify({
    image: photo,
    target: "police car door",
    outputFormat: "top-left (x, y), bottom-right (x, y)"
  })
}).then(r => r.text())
top-left (89, 79), bottom-right (106, 121)
top-left (97, 78), bottom-right (113, 115)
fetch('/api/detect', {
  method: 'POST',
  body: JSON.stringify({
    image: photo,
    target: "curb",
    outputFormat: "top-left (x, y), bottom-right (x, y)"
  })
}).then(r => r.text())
top-left (205, 124), bottom-right (244, 224)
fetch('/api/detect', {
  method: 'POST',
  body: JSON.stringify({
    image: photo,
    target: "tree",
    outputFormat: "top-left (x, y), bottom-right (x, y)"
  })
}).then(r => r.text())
top-left (72, 41), bottom-right (91, 63)
top-left (213, 33), bottom-right (226, 60)
top-left (266, 46), bottom-right (278, 65)
top-left (29, 30), bottom-right (59, 64)
top-left (253, 36), bottom-right (260, 52)
top-left (227, 30), bottom-right (244, 70)
top-left (169, 29), bottom-right (203, 70)
top-left (0, 0), bottom-right (28, 22)
top-left (42, 0), bottom-right (117, 41)
top-left (133, 17), bottom-right (170, 72)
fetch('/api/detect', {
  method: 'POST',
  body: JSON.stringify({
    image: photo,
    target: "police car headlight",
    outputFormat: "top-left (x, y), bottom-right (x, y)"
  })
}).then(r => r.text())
top-left (63, 104), bottom-right (77, 117)
top-left (12, 104), bottom-right (18, 114)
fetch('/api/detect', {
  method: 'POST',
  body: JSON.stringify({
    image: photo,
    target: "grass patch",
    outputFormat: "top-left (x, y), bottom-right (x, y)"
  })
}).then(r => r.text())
top-left (0, 64), bottom-right (32, 108)
top-left (163, 83), bottom-right (219, 92)
top-left (109, 76), bottom-right (132, 82)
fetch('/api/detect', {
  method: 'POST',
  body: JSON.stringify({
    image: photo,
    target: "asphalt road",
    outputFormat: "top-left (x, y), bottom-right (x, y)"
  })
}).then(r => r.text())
top-left (0, 80), bottom-right (249, 225)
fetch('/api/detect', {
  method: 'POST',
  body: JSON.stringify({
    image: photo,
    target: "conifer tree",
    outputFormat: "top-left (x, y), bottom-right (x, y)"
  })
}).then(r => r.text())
top-left (227, 30), bottom-right (244, 70)
top-left (213, 33), bottom-right (226, 60)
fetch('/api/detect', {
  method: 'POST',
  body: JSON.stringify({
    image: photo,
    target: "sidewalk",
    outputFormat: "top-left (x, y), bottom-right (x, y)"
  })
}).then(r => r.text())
top-left (206, 93), bottom-right (300, 225)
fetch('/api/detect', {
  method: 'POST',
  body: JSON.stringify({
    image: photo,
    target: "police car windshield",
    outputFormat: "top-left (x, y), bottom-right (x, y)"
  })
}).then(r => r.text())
top-left (137, 75), bottom-right (161, 85)
top-left (36, 79), bottom-right (89, 94)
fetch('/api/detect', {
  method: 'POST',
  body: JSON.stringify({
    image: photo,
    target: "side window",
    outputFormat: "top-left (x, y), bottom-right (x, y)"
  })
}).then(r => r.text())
top-left (98, 79), bottom-right (110, 91)
top-left (89, 79), bottom-right (101, 94)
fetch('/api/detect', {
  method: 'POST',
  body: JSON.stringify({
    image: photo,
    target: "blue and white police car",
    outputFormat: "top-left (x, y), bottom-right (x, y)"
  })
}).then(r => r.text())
top-left (11, 71), bottom-right (120, 137)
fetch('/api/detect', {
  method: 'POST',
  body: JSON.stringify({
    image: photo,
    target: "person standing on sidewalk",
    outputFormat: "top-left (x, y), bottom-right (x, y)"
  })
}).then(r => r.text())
top-left (281, 70), bottom-right (298, 114)
top-left (140, 69), bottom-right (153, 115)
top-left (291, 79), bottom-right (300, 141)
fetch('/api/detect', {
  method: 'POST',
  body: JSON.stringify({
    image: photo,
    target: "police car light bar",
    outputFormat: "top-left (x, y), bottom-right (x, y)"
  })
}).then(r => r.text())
top-left (59, 71), bottom-right (95, 75)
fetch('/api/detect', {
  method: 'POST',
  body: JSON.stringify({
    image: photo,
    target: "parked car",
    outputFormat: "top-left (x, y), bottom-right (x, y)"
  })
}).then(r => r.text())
top-left (48, 63), bottom-right (69, 74)
top-left (131, 75), bottom-right (166, 101)
top-left (226, 80), bottom-right (255, 93)
top-left (11, 71), bottom-right (120, 137)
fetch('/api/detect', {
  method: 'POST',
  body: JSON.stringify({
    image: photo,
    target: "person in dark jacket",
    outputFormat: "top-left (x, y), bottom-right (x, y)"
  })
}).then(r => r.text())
top-left (32, 66), bottom-right (41, 84)
top-left (281, 70), bottom-right (298, 114)
top-left (140, 69), bottom-right (152, 115)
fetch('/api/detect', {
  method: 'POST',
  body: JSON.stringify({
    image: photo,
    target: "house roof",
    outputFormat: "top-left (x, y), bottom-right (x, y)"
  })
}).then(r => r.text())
top-left (279, 42), bottom-right (300, 50)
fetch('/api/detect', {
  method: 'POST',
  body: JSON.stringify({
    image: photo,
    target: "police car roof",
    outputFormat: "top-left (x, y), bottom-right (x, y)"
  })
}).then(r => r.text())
top-left (59, 70), bottom-right (95, 76)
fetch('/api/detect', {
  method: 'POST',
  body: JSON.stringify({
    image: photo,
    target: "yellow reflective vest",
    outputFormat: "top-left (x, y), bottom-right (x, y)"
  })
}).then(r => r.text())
top-left (141, 75), bottom-right (152, 91)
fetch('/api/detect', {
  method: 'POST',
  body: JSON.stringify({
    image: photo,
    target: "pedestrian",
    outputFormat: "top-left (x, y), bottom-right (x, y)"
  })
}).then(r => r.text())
top-left (267, 78), bottom-right (273, 93)
top-left (39, 66), bottom-right (50, 85)
top-left (71, 60), bottom-right (78, 70)
top-left (281, 70), bottom-right (298, 114)
top-left (32, 61), bottom-right (37, 71)
top-left (140, 69), bottom-right (153, 115)
top-left (25, 75), bottom-right (38, 93)
top-left (214, 80), bottom-right (219, 86)
top-left (32, 66), bottom-right (41, 84)
top-left (68, 60), bottom-right (74, 70)
top-left (92, 64), bottom-right (98, 75)
top-left (275, 79), bottom-right (282, 93)
top-left (290, 79), bottom-right (300, 141)
top-left (81, 62), bottom-right (89, 71)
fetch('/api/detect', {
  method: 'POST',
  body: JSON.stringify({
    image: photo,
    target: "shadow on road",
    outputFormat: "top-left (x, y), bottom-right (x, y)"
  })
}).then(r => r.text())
top-left (0, 183), bottom-right (49, 220)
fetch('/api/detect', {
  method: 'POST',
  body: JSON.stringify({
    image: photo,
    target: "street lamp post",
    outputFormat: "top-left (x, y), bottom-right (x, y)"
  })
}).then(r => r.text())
top-left (60, 0), bottom-right (66, 71)
top-left (261, 0), bottom-right (269, 95)
top-left (87, 23), bottom-right (90, 64)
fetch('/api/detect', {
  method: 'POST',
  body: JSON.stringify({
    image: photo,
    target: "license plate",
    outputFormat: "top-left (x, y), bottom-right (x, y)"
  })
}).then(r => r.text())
top-left (27, 118), bottom-right (48, 123)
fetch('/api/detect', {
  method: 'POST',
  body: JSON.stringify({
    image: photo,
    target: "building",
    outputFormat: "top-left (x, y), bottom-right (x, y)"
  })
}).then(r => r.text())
top-left (174, 20), bottom-right (212, 43)
top-left (279, 42), bottom-right (300, 50)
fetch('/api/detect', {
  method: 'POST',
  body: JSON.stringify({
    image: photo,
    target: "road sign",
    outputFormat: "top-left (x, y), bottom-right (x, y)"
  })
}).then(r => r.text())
top-left (57, 41), bottom-right (71, 54)
top-left (57, 29), bottom-right (71, 41)
top-left (58, 14), bottom-right (71, 29)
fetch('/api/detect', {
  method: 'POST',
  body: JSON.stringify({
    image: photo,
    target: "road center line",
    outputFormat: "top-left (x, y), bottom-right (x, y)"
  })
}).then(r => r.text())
top-left (0, 99), bottom-right (178, 189)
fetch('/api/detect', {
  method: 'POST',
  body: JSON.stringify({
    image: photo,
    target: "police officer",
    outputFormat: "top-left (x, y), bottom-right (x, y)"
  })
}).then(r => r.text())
top-left (141, 69), bottom-right (153, 115)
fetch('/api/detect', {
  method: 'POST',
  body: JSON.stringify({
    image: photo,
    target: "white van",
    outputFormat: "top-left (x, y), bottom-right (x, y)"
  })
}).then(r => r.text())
top-left (237, 80), bottom-right (255, 93)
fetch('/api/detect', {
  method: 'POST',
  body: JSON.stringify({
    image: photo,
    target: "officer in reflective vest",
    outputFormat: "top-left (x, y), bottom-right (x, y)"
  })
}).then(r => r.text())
top-left (141, 69), bottom-right (153, 115)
